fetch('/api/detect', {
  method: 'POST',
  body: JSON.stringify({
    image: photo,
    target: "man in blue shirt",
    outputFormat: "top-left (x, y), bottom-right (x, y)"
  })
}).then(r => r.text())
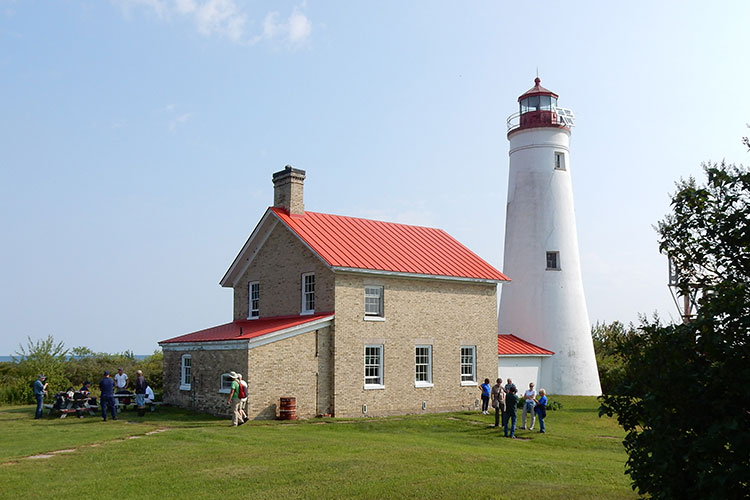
top-left (33, 374), bottom-right (47, 419)
top-left (99, 371), bottom-right (117, 421)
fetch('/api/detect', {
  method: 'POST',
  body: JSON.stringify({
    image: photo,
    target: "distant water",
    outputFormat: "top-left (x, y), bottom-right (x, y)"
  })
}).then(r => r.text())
top-left (0, 355), bottom-right (150, 363)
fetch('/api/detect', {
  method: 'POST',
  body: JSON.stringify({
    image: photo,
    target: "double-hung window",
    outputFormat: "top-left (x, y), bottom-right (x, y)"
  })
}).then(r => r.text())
top-left (248, 281), bottom-right (260, 319)
top-left (301, 273), bottom-right (315, 314)
top-left (180, 354), bottom-right (192, 390)
top-left (364, 285), bottom-right (384, 318)
top-left (415, 345), bottom-right (433, 387)
top-left (364, 345), bottom-right (384, 389)
top-left (460, 346), bottom-right (476, 385)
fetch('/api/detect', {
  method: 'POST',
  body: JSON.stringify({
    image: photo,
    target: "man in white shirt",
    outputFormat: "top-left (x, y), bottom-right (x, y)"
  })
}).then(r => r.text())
top-left (521, 382), bottom-right (537, 430)
top-left (114, 368), bottom-right (129, 393)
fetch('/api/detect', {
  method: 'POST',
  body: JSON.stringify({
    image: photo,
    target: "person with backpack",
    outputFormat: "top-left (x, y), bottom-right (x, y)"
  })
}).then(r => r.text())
top-left (237, 373), bottom-right (249, 423)
top-left (226, 371), bottom-right (242, 426)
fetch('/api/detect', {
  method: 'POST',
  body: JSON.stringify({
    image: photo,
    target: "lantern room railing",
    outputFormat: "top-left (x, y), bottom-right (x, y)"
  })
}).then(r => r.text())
top-left (507, 108), bottom-right (575, 133)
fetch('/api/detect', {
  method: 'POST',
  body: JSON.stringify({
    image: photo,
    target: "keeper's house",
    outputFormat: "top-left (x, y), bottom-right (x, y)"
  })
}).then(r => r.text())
top-left (159, 166), bottom-right (509, 419)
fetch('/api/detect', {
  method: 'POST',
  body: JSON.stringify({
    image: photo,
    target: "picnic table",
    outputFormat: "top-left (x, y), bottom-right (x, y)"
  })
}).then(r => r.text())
top-left (113, 392), bottom-right (162, 412)
top-left (44, 395), bottom-right (98, 419)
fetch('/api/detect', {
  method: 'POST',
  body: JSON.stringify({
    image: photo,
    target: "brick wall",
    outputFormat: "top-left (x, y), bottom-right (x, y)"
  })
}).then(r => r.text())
top-left (331, 273), bottom-right (497, 418)
top-left (233, 224), bottom-right (334, 320)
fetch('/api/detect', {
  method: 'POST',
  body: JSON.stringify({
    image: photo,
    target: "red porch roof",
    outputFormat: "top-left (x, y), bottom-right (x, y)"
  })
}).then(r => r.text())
top-left (272, 207), bottom-right (508, 282)
top-left (160, 313), bottom-right (334, 344)
top-left (497, 334), bottom-right (554, 356)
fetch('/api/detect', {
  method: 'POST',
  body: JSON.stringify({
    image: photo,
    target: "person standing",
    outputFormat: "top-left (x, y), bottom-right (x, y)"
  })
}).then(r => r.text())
top-left (535, 389), bottom-right (548, 434)
top-left (480, 378), bottom-right (491, 415)
top-left (99, 371), bottom-right (117, 421)
top-left (503, 386), bottom-right (519, 438)
top-left (491, 378), bottom-right (505, 428)
top-left (33, 374), bottom-right (47, 419)
top-left (237, 373), bottom-right (249, 423)
top-left (504, 378), bottom-right (517, 395)
top-left (134, 370), bottom-right (148, 417)
top-left (226, 371), bottom-right (242, 426)
top-left (521, 382), bottom-right (537, 430)
top-left (114, 368), bottom-right (129, 393)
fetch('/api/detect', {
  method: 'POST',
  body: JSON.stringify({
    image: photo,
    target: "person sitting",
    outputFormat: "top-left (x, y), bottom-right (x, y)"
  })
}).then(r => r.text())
top-left (144, 386), bottom-right (155, 404)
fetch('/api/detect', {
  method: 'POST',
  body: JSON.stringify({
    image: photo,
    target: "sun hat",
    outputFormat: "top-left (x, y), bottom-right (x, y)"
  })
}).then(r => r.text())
top-left (228, 371), bottom-right (238, 379)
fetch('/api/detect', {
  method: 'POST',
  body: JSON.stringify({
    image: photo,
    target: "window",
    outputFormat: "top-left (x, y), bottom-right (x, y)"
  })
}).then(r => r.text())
top-left (460, 346), bottom-right (476, 385)
top-left (554, 152), bottom-right (566, 170)
top-left (301, 273), bottom-right (315, 314)
top-left (248, 281), bottom-right (260, 318)
top-left (180, 355), bottom-right (192, 390)
top-left (546, 251), bottom-right (560, 270)
top-left (219, 373), bottom-right (234, 393)
top-left (364, 285), bottom-right (384, 318)
top-left (415, 345), bottom-right (433, 387)
top-left (364, 345), bottom-right (384, 389)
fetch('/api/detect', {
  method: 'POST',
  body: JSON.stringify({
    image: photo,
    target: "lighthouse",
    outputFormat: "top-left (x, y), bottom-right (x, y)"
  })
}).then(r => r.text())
top-left (498, 78), bottom-right (601, 396)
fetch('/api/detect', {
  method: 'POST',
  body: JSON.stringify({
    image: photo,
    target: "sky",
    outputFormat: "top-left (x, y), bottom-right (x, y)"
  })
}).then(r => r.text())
top-left (1, 1), bottom-right (749, 356)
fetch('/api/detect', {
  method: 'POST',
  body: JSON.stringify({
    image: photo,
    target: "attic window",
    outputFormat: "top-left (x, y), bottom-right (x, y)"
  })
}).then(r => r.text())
top-left (364, 285), bottom-right (384, 319)
top-left (248, 281), bottom-right (259, 319)
top-left (302, 273), bottom-right (315, 314)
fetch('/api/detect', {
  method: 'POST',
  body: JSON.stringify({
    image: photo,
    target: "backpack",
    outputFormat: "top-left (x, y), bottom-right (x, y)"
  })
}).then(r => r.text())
top-left (238, 382), bottom-right (247, 399)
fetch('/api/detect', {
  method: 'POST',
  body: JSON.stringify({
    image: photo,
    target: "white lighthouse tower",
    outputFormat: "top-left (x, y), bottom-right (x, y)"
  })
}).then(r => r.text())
top-left (498, 78), bottom-right (601, 396)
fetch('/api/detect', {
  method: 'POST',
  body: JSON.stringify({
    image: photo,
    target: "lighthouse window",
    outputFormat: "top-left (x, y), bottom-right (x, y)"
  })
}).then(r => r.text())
top-left (546, 251), bottom-right (560, 270)
top-left (555, 152), bottom-right (566, 170)
top-left (539, 95), bottom-right (552, 110)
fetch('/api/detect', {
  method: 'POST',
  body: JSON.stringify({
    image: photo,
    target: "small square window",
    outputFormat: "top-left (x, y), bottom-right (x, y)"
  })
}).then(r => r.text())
top-left (219, 373), bottom-right (234, 393)
top-left (364, 285), bottom-right (384, 317)
top-left (554, 152), bottom-right (566, 170)
top-left (546, 251), bottom-right (560, 270)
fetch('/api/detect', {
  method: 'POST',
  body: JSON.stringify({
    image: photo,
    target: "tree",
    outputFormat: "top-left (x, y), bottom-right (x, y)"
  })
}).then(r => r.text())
top-left (13, 335), bottom-right (72, 401)
top-left (599, 161), bottom-right (750, 500)
top-left (590, 320), bottom-right (638, 394)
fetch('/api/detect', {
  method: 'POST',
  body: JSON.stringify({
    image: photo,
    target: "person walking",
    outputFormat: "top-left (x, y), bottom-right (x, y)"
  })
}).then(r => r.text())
top-left (535, 389), bottom-right (548, 434)
top-left (503, 386), bottom-right (519, 438)
top-left (134, 370), bottom-right (148, 417)
top-left (33, 374), bottom-right (47, 419)
top-left (521, 382), bottom-right (537, 430)
top-left (99, 371), bottom-right (117, 421)
top-left (491, 378), bottom-right (505, 428)
top-left (480, 378), bottom-right (491, 415)
top-left (237, 373), bottom-right (249, 423)
top-left (226, 371), bottom-right (242, 426)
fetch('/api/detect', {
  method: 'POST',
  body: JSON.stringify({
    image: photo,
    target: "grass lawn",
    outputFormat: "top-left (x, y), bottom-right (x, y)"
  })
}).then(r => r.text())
top-left (0, 396), bottom-right (636, 500)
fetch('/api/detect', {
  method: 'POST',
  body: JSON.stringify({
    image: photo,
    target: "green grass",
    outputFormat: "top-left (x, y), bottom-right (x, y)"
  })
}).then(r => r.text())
top-left (0, 397), bottom-right (635, 500)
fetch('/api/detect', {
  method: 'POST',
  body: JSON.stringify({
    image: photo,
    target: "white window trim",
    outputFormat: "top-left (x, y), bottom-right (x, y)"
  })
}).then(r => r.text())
top-left (364, 344), bottom-right (384, 390)
top-left (364, 285), bottom-right (385, 319)
top-left (248, 281), bottom-right (260, 319)
top-left (179, 354), bottom-right (192, 391)
top-left (460, 346), bottom-right (477, 386)
top-left (218, 373), bottom-right (233, 394)
top-left (554, 151), bottom-right (566, 170)
top-left (415, 345), bottom-right (433, 388)
top-left (301, 272), bottom-right (315, 315)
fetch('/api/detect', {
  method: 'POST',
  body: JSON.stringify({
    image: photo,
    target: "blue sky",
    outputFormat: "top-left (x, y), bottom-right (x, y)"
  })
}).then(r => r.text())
top-left (1, 1), bottom-right (749, 355)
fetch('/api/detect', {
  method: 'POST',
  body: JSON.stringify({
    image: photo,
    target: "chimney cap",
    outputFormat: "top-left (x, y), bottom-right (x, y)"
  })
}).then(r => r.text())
top-left (272, 165), bottom-right (306, 180)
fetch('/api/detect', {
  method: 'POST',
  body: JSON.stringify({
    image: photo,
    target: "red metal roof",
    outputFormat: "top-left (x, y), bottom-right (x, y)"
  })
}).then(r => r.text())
top-left (497, 334), bottom-right (554, 355)
top-left (518, 77), bottom-right (558, 101)
top-left (160, 313), bottom-right (333, 344)
top-left (272, 208), bottom-right (508, 282)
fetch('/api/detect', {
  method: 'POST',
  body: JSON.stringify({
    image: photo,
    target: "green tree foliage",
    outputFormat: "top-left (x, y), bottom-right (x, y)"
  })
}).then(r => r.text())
top-left (590, 321), bottom-right (638, 394)
top-left (599, 161), bottom-right (750, 499)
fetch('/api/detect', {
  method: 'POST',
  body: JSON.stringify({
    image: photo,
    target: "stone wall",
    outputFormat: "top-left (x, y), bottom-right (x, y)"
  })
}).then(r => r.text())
top-left (233, 223), bottom-right (335, 320)
top-left (162, 347), bottom-right (249, 417)
top-left (331, 273), bottom-right (497, 418)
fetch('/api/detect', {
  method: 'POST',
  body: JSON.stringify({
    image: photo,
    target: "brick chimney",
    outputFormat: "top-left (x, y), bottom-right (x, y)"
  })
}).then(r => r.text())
top-left (272, 165), bottom-right (306, 215)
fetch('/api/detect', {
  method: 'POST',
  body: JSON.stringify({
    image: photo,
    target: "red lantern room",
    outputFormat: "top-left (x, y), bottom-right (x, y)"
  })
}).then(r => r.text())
top-left (507, 77), bottom-right (574, 137)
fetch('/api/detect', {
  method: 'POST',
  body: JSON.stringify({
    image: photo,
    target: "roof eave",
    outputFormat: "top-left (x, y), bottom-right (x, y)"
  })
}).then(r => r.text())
top-left (331, 266), bottom-right (507, 284)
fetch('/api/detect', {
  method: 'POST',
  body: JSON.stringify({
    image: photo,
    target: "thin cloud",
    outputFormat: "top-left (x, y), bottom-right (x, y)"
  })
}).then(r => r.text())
top-left (113, 0), bottom-right (311, 47)
top-left (168, 112), bottom-right (193, 133)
